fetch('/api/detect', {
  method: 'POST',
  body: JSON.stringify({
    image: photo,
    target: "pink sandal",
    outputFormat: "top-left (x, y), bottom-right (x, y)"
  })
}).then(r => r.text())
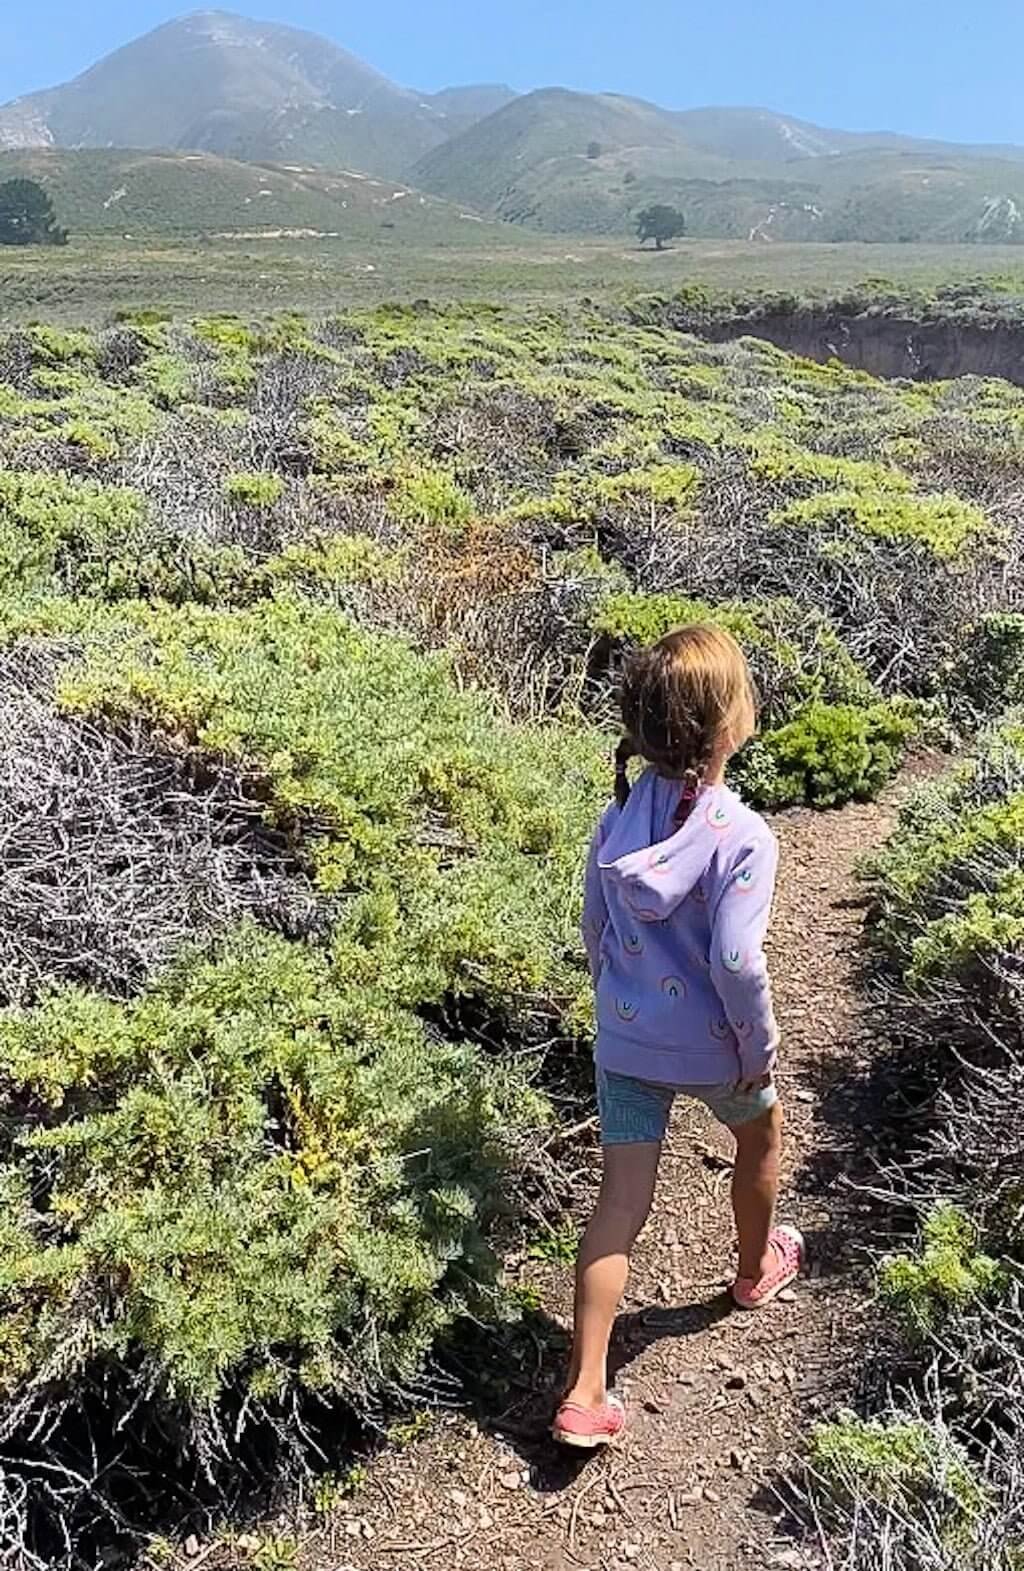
top-left (732, 1225), bottom-right (805, 1310)
top-left (552, 1394), bottom-right (626, 1449)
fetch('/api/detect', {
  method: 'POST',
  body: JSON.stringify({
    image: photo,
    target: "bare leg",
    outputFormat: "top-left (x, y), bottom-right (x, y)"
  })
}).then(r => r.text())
top-left (731, 1100), bottom-right (784, 1281)
top-left (564, 1142), bottom-right (662, 1409)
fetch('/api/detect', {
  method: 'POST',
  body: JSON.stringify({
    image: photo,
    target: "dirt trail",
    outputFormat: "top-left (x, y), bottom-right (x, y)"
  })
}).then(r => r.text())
top-left (302, 786), bottom-right (910, 1571)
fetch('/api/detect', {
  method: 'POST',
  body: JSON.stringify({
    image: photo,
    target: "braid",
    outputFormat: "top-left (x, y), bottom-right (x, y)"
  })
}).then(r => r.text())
top-left (614, 737), bottom-right (636, 808)
top-left (673, 714), bottom-right (718, 826)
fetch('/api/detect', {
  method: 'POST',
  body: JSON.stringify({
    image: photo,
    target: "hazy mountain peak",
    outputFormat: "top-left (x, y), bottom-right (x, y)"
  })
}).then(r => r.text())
top-left (0, 9), bottom-right (451, 175)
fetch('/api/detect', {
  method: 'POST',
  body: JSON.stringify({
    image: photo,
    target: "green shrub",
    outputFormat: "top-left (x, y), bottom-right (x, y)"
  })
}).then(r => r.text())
top-left (750, 440), bottom-right (912, 496)
top-left (513, 462), bottom-right (701, 527)
top-left (0, 925), bottom-right (550, 1409)
top-left (26, 323), bottom-right (95, 367)
top-left (879, 1205), bottom-right (1007, 1337)
top-left (740, 701), bottom-right (915, 809)
top-left (592, 591), bottom-right (876, 726)
top-left (139, 350), bottom-right (195, 409)
top-left (263, 534), bottom-right (403, 593)
top-left (777, 488), bottom-right (989, 559)
top-left (872, 789), bottom-right (1024, 964)
top-left (392, 464), bottom-right (473, 530)
top-left (0, 470), bottom-right (146, 595)
top-left (907, 872), bottom-right (1024, 983)
top-left (948, 613), bottom-right (1024, 720)
top-left (111, 307), bottom-right (174, 327)
top-left (810, 1412), bottom-right (988, 1537)
top-left (225, 471), bottom-right (285, 509)
top-left (192, 316), bottom-right (262, 355)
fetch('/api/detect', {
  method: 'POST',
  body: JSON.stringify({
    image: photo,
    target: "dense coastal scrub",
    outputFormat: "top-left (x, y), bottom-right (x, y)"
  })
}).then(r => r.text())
top-left (1, 299), bottom-right (1023, 1561)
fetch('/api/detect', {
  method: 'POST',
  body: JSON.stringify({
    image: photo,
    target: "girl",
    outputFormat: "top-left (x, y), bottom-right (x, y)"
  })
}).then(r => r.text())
top-left (553, 625), bottom-right (803, 1448)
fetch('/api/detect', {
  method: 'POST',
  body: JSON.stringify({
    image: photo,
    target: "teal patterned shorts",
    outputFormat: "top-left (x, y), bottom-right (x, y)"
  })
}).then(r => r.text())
top-left (597, 1065), bottom-right (778, 1144)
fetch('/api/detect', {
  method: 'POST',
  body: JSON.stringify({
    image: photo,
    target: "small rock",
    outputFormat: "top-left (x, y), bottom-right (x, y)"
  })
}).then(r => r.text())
top-left (521, 1466), bottom-right (532, 1484)
top-left (183, 1538), bottom-right (200, 1560)
top-left (622, 1545), bottom-right (641, 1562)
top-left (478, 1507), bottom-right (494, 1529)
top-left (703, 1485), bottom-right (721, 1503)
top-left (362, 1524), bottom-right (375, 1541)
top-left (778, 1288), bottom-right (798, 1304)
top-left (726, 1372), bottom-right (747, 1390)
top-left (795, 1089), bottom-right (814, 1103)
top-left (662, 1226), bottom-right (679, 1246)
top-left (768, 1361), bottom-right (786, 1382)
top-left (499, 1469), bottom-right (522, 1491)
top-left (236, 1536), bottom-right (260, 1554)
top-left (344, 1521), bottom-right (363, 1539)
top-left (676, 1371), bottom-right (696, 1386)
top-left (677, 1488), bottom-right (703, 1507)
top-left (450, 1489), bottom-right (468, 1509)
top-left (730, 1449), bottom-right (749, 1473)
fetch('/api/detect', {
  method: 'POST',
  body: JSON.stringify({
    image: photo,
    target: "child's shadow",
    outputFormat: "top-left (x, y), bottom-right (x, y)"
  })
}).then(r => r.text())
top-left (477, 1291), bottom-right (731, 1495)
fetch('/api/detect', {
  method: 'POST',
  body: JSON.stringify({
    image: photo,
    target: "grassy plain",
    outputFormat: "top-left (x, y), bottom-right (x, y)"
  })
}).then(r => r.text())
top-left (5, 231), bottom-right (1024, 324)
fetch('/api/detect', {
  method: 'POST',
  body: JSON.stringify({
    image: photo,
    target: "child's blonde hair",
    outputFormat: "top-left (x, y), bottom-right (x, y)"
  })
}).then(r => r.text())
top-left (615, 625), bottom-right (757, 815)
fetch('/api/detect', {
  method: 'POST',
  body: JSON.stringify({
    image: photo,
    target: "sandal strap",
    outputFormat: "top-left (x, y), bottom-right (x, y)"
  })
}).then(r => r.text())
top-left (557, 1397), bottom-right (622, 1417)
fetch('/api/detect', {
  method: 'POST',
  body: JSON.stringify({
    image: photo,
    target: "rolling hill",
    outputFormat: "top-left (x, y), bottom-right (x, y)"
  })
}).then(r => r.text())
top-left (413, 90), bottom-right (1024, 243)
top-left (0, 146), bottom-right (491, 240)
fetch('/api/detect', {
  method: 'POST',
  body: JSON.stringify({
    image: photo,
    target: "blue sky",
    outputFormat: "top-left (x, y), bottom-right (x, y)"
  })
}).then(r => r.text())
top-left (3, 0), bottom-right (1023, 145)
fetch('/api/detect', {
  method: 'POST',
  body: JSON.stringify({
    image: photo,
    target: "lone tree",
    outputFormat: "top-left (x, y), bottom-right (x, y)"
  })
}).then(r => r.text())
top-left (0, 179), bottom-right (68, 247)
top-left (637, 203), bottom-right (686, 250)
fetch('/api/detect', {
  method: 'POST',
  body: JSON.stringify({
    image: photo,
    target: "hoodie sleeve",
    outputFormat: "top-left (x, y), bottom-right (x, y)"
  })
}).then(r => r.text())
top-left (581, 805), bottom-right (617, 983)
top-left (709, 834), bottom-right (780, 1080)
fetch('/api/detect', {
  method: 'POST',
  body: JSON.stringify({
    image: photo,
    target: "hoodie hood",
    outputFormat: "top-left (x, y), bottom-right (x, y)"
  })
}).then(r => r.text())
top-left (598, 771), bottom-right (736, 925)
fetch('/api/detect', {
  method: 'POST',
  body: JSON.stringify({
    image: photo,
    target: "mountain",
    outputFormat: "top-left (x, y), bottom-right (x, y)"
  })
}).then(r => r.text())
top-left (412, 88), bottom-right (740, 219)
top-left (425, 85), bottom-right (519, 138)
top-left (668, 106), bottom-right (1024, 167)
top-left (413, 90), bottom-right (1024, 242)
top-left (0, 10), bottom-right (455, 178)
top-left (6, 10), bottom-right (1024, 246)
top-left (0, 146), bottom-right (488, 240)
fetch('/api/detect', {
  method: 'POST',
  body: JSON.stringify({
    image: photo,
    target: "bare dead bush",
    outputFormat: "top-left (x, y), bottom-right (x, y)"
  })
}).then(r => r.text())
top-left (0, 644), bottom-right (326, 1002)
top-left (94, 328), bottom-right (148, 383)
top-left (430, 386), bottom-right (588, 513)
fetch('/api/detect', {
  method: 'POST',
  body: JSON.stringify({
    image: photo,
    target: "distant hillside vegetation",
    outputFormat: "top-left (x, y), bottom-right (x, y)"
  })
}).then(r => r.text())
top-left (666, 105), bottom-right (1024, 166)
top-left (412, 89), bottom-right (741, 215)
top-left (0, 147), bottom-right (485, 239)
top-left (414, 91), bottom-right (1024, 243)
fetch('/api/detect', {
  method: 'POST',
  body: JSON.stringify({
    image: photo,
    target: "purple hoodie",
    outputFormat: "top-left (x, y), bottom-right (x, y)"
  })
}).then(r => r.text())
top-left (582, 769), bottom-right (779, 1086)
